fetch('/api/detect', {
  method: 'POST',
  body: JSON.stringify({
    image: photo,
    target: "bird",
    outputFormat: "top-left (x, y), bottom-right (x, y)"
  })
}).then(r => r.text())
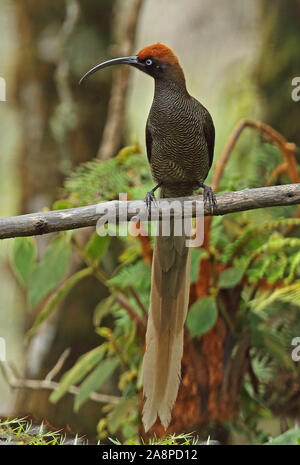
top-left (80, 43), bottom-right (215, 432)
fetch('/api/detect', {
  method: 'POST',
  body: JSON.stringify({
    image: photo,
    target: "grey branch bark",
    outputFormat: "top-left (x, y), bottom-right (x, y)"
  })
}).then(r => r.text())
top-left (0, 361), bottom-right (120, 405)
top-left (0, 184), bottom-right (299, 239)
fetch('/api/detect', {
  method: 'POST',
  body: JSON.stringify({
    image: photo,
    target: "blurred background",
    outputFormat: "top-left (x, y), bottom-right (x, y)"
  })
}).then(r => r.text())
top-left (0, 0), bottom-right (300, 444)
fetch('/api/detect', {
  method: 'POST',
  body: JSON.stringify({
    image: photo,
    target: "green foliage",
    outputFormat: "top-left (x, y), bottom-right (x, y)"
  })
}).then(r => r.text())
top-left (250, 282), bottom-right (300, 312)
top-left (10, 140), bottom-right (300, 445)
top-left (186, 297), bottom-right (218, 337)
top-left (265, 429), bottom-right (300, 445)
top-left (219, 267), bottom-right (244, 289)
top-left (12, 237), bottom-right (36, 287)
top-left (93, 295), bottom-right (117, 326)
top-left (106, 396), bottom-right (139, 436)
top-left (63, 147), bottom-right (153, 206)
top-left (0, 418), bottom-right (84, 445)
top-left (28, 235), bottom-right (71, 307)
top-left (2, 416), bottom-right (298, 445)
top-left (11, 234), bottom-right (72, 314)
top-left (74, 357), bottom-right (119, 412)
top-left (107, 261), bottom-right (151, 291)
top-left (50, 344), bottom-right (108, 403)
top-left (26, 267), bottom-right (94, 341)
top-left (85, 233), bottom-right (110, 261)
top-left (2, 416), bottom-right (300, 445)
top-left (107, 431), bottom-right (201, 445)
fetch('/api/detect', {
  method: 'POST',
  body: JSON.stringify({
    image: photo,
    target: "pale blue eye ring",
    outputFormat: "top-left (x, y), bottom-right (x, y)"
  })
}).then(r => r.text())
top-left (146, 59), bottom-right (152, 66)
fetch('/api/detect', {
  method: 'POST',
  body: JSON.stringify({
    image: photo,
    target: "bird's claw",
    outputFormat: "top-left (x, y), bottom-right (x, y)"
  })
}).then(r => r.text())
top-left (144, 189), bottom-right (158, 212)
top-left (202, 184), bottom-right (217, 215)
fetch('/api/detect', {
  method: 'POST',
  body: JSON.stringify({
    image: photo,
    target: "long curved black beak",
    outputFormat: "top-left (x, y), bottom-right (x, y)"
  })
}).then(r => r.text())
top-left (79, 56), bottom-right (140, 85)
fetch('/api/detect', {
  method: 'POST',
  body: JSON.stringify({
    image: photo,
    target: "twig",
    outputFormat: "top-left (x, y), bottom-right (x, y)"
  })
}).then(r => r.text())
top-left (266, 163), bottom-right (288, 186)
top-left (116, 293), bottom-right (145, 340)
top-left (97, 0), bottom-right (144, 160)
top-left (45, 348), bottom-right (71, 382)
top-left (211, 119), bottom-right (300, 191)
top-left (0, 184), bottom-right (299, 240)
top-left (129, 286), bottom-right (148, 321)
top-left (0, 360), bottom-right (120, 405)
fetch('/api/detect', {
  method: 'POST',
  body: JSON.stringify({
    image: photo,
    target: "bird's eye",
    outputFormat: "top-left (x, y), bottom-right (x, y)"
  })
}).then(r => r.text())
top-left (146, 58), bottom-right (153, 66)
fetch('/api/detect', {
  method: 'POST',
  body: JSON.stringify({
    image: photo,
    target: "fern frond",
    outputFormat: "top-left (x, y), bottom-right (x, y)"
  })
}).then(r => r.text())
top-left (221, 218), bottom-right (300, 264)
top-left (285, 250), bottom-right (300, 284)
top-left (63, 148), bottom-right (152, 206)
top-left (250, 282), bottom-right (300, 312)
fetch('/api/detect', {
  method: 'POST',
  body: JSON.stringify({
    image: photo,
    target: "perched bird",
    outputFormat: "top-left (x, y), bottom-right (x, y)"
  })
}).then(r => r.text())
top-left (80, 43), bottom-right (215, 432)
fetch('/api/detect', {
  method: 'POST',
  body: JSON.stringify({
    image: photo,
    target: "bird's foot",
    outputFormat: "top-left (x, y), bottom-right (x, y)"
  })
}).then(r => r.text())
top-left (200, 183), bottom-right (217, 215)
top-left (144, 189), bottom-right (157, 211)
top-left (144, 183), bottom-right (161, 212)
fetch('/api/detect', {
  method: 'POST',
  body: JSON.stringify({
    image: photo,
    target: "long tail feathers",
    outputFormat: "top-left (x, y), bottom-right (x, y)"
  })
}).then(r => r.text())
top-left (142, 218), bottom-right (191, 432)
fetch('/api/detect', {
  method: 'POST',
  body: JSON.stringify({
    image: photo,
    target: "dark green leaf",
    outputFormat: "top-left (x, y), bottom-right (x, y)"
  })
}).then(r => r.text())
top-left (107, 396), bottom-right (138, 434)
top-left (50, 344), bottom-right (107, 404)
top-left (27, 267), bottom-right (94, 341)
top-left (186, 296), bottom-right (218, 337)
top-left (108, 262), bottom-right (150, 290)
top-left (12, 237), bottom-right (36, 287)
top-left (85, 233), bottom-right (110, 261)
top-left (219, 267), bottom-right (244, 289)
top-left (263, 334), bottom-right (295, 371)
top-left (28, 236), bottom-right (71, 307)
top-left (93, 294), bottom-right (116, 327)
top-left (265, 429), bottom-right (300, 445)
top-left (74, 357), bottom-right (119, 411)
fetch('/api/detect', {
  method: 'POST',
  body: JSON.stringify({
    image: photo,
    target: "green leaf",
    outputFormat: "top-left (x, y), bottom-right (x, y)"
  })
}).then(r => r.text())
top-left (219, 267), bottom-right (244, 289)
top-left (74, 357), bottom-right (119, 411)
top-left (119, 245), bottom-right (141, 265)
top-left (107, 396), bottom-right (138, 434)
top-left (27, 267), bottom-right (94, 341)
top-left (93, 294), bottom-right (116, 327)
top-left (28, 236), bottom-right (71, 307)
top-left (265, 429), bottom-right (300, 445)
top-left (12, 237), bottom-right (36, 287)
top-left (52, 199), bottom-right (74, 210)
top-left (263, 334), bottom-right (295, 371)
top-left (186, 297), bottom-right (218, 337)
top-left (50, 344), bottom-right (107, 404)
top-left (85, 233), bottom-right (110, 261)
top-left (108, 262), bottom-right (151, 290)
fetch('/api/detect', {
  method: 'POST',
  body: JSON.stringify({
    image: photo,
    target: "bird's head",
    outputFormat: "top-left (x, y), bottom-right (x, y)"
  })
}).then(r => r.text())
top-left (79, 43), bottom-right (185, 86)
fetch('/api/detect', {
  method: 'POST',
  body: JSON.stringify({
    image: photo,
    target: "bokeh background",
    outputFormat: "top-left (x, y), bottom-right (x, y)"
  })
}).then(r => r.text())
top-left (0, 0), bottom-right (300, 444)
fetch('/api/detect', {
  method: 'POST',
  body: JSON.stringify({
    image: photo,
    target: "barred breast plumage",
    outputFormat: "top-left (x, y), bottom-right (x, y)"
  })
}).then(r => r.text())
top-left (146, 79), bottom-right (214, 198)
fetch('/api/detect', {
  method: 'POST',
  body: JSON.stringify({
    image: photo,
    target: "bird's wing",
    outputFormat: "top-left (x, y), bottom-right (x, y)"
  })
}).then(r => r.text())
top-left (202, 107), bottom-right (215, 169)
top-left (145, 118), bottom-right (153, 164)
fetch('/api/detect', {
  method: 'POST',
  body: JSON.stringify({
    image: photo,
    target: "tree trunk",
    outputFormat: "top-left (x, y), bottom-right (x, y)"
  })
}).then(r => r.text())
top-left (12, 0), bottom-right (117, 438)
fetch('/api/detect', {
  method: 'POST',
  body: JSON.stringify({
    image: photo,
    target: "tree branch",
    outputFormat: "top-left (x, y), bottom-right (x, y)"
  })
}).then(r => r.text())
top-left (211, 119), bottom-right (300, 191)
top-left (0, 360), bottom-right (120, 405)
top-left (0, 184), bottom-right (299, 239)
top-left (45, 348), bottom-right (71, 382)
top-left (97, 0), bottom-right (144, 160)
